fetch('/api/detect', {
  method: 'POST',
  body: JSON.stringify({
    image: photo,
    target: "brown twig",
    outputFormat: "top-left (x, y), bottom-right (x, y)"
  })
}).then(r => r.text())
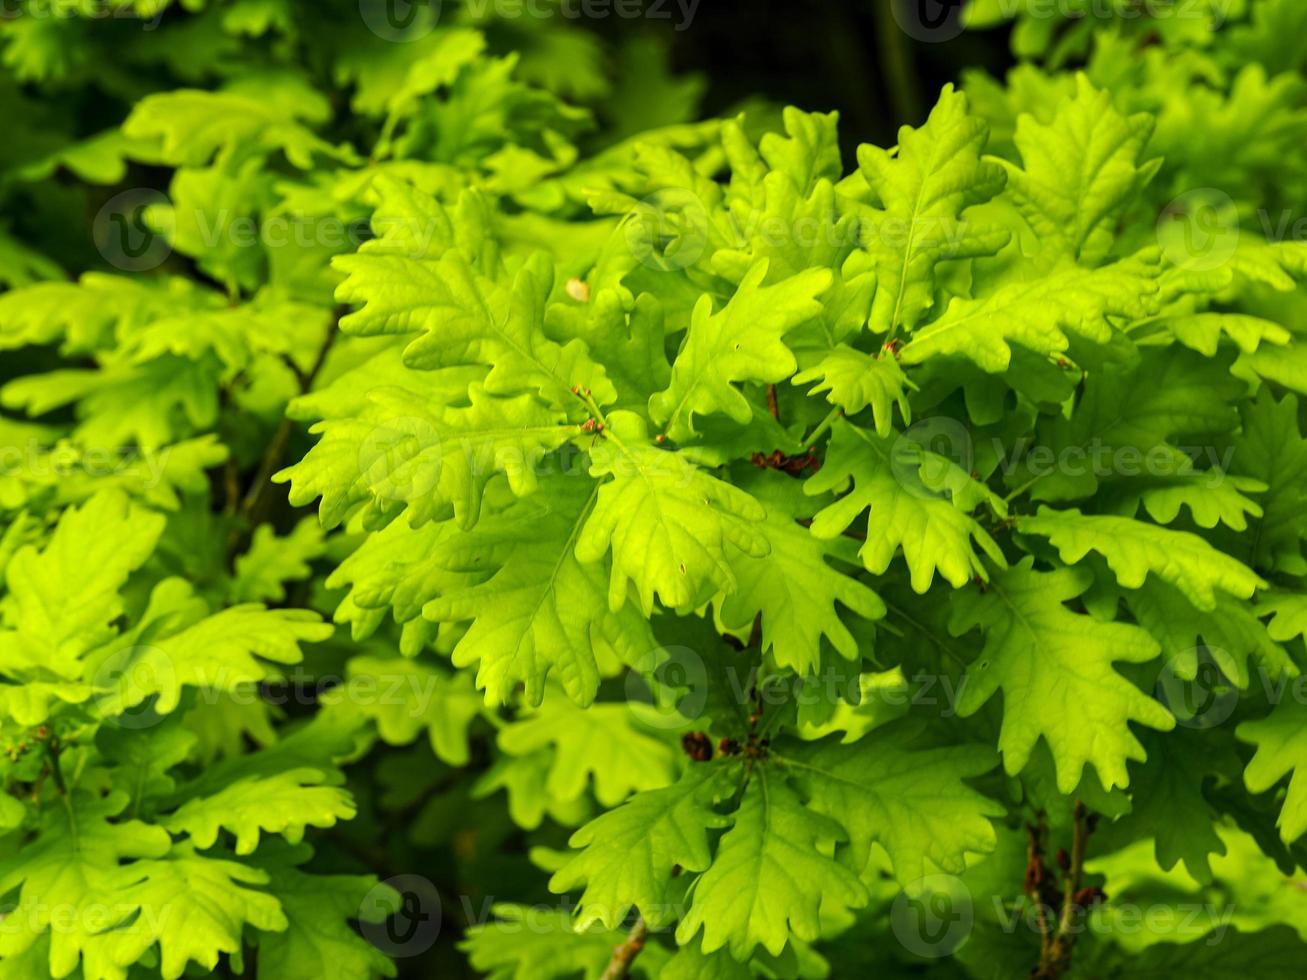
top-left (231, 313), bottom-right (340, 543)
top-left (1032, 801), bottom-right (1099, 979)
top-left (1025, 815), bottom-right (1056, 961)
top-left (600, 917), bottom-right (649, 980)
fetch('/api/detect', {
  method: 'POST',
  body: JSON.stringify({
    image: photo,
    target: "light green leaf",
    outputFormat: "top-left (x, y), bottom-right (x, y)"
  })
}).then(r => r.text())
top-left (676, 767), bottom-right (869, 959)
top-left (951, 559), bottom-right (1173, 792)
top-left (576, 411), bottom-right (769, 615)
top-left (779, 728), bottom-right (1002, 881)
top-left (649, 261), bottom-right (831, 441)
top-left (792, 345), bottom-right (913, 437)
top-left (901, 252), bottom-right (1160, 372)
top-left (424, 481), bottom-right (654, 706)
top-left (1238, 699), bottom-right (1307, 843)
top-left (854, 84), bottom-right (1009, 335)
top-left (997, 74), bottom-right (1159, 264)
top-left (805, 420), bottom-right (1005, 592)
top-left (1018, 506), bottom-right (1267, 610)
top-left (166, 768), bottom-right (356, 854)
top-left (550, 763), bottom-right (735, 930)
top-left (497, 696), bottom-right (677, 807)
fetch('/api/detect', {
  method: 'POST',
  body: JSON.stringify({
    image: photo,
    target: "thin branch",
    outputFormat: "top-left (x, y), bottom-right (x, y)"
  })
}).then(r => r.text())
top-left (600, 917), bottom-right (649, 980)
top-left (873, 0), bottom-right (923, 125)
top-left (42, 738), bottom-right (67, 797)
top-left (235, 314), bottom-right (340, 531)
top-left (800, 407), bottom-right (841, 450)
top-left (1057, 801), bottom-right (1090, 939)
top-left (1033, 800), bottom-right (1096, 979)
top-left (1025, 816), bottom-right (1054, 961)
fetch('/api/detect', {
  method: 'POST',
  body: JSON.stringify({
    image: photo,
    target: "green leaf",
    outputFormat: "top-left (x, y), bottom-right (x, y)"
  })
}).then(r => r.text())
top-left (1229, 390), bottom-right (1307, 575)
top-left (0, 791), bottom-right (171, 978)
top-left (1101, 728), bottom-right (1240, 884)
top-left (1238, 699), bottom-right (1307, 843)
top-left (804, 419), bottom-right (1005, 592)
top-left (165, 768), bottom-right (356, 854)
top-left (792, 345), bottom-right (913, 437)
top-left (1017, 507), bottom-right (1267, 611)
top-left (950, 559), bottom-right (1174, 792)
top-left (279, 380), bottom-right (576, 530)
top-left (649, 261), bottom-right (831, 441)
top-left (0, 490), bottom-right (164, 680)
top-left (853, 84), bottom-right (1009, 336)
top-left (258, 857), bottom-right (398, 980)
top-left (662, 940), bottom-right (752, 980)
top-left (424, 480), bottom-right (654, 706)
top-left (1017, 347), bottom-right (1242, 502)
top-left (778, 727), bottom-right (1002, 881)
top-left (230, 518), bottom-right (327, 604)
top-left (497, 696), bottom-right (677, 807)
top-left (123, 86), bottom-right (350, 169)
top-left (1081, 926), bottom-right (1307, 979)
top-left (550, 762), bottom-right (735, 930)
top-left (1263, 591), bottom-right (1307, 644)
top-left (100, 847), bottom-right (288, 980)
top-left (900, 252), bottom-right (1160, 372)
top-left (94, 585), bottom-right (332, 720)
top-left (716, 477), bottom-right (885, 674)
top-left (675, 767), bottom-right (869, 959)
top-left (333, 188), bottom-right (613, 406)
top-left (575, 411), bottom-right (769, 615)
top-left (462, 905), bottom-right (666, 980)
top-left (997, 74), bottom-right (1159, 264)
top-left (1104, 472), bottom-right (1267, 533)
top-left (1125, 579), bottom-right (1293, 690)
top-left (322, 656), bottom-right (483, 766)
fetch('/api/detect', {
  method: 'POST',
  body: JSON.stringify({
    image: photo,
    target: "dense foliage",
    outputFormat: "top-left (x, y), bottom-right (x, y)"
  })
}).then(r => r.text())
top-left (2, 0), bottom-right (1307, 977)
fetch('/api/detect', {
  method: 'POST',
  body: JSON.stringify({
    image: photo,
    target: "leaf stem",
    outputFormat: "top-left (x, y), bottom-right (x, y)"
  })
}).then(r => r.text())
top-left (600, 917), bottom-right (649, 980)
top-left (1033, 800), bottom-right (1095, 979)
top-left (1003, 473), bottom-right (1044, 505)
top-left (801, 408), bottom-right (841, 450)
top-left (579, 389), bottom-right (608, 428)
top-left (236, 312), bottom-right (340, 533)
top-left (42, 738), bottom-right (67, 797)
top-left (873, 0), bottom-right (923, 125)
